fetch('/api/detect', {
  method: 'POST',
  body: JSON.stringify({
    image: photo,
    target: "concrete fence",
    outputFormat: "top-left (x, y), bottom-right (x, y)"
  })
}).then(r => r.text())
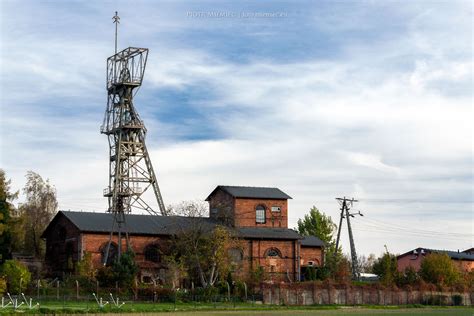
top-left (262, 284), bottom-right (473, 306)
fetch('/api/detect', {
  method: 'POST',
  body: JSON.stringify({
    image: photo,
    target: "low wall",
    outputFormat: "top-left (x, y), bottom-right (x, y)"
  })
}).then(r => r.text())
top-left (262, 284), bottom-right (473, 306)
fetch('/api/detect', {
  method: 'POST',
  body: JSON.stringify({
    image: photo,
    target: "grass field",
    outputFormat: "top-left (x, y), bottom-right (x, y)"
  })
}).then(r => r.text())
top-left (0, 300), bottom-right (472, 315)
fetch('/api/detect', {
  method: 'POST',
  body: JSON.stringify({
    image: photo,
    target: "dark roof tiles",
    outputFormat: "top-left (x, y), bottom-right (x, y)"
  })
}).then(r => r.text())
top-left (398, 247), bottom-right (474, 261)
top-left (301, 235), bottom-right (326, 247)
top-left (43, 211), bottom-right (325, 246)
top-left (206, 185), bottom-right (292, 201)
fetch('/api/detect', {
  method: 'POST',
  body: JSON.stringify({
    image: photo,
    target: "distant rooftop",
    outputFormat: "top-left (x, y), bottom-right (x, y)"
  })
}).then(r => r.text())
top-left (398, 247), bottom-right (474, 261)
top-left (206, 185), bottom-right (292, 201)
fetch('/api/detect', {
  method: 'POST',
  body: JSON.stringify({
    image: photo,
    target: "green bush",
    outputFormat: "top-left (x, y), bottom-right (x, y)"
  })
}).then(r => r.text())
top-left (397, 266), bottom-right (420, 286)
top-left (372, 253), bottom-right (399, 286)
top-left (0, 259), bottom-right (31, 294)
top-left (95, 251), bottom-right (138, 288)
top-left (189, 286), bottom-right (220, 301)
top-left (315, 266), bottom-right (331, 280)
top-left (420, 253), bottom-right (461, 287)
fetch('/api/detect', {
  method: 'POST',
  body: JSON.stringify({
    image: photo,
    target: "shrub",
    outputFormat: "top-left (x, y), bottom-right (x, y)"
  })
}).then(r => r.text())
top-left (420, 253), bottom-right (461, 287)
top-left (397, 266), bottom-right (420, 286)
top-left (316, 266), bottom-right (331, 280)
top-left (76, 251), bottom-right (96, 281)
top-left (249, 265), bottom-right (265, 286)
top-left (372, 253), bottom-right (399, 286)
top-left (96, 250), bottom-right (138, 288)
top-left (0, 259), bottom-right (31, 294)
top-left (332, 257), bottom-right (351, 283)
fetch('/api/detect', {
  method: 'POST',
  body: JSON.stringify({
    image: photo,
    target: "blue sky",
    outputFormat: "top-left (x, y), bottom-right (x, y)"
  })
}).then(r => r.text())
top-left (0, 0), bottom-right (472, 256)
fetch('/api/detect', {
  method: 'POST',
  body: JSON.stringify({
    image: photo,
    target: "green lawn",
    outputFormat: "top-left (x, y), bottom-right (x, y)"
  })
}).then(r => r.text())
top-left (0, 300), bottom-right (472, 315)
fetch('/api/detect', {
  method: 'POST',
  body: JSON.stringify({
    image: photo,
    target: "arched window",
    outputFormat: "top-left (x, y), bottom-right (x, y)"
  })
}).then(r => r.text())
top-left (228, 248), bottom-right (243, 264)
top-left (100, 242), bottom-right (118, 266)
top-left (265, 248), bottom-right (282, 258)
top-left (144, 244), bottom-right (160, 263)
top-left (256, 205), bottom-right (266, 223)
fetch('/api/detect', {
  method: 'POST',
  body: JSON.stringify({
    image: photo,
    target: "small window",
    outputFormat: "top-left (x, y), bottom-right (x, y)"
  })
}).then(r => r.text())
top-left (100, 242), bottom-right (118, 266)
top-left (144, 244), bottom-right (160, 263)
top-left (228, 248), bottom-right (243, 264)
top-left (271, 206), bottom-right (281, 212)
top-left (265, 248), bottom-right (282, 258)
top-left (256, 205), bottom-right (266, 223)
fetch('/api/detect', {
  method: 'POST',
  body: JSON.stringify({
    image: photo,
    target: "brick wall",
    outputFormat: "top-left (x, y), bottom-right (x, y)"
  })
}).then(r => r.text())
top-left (234, 198), bottom-right (288, 228)
top-left (81, 233), bottom-right (168, 270)
top-left (207, 189), bottom-right (289, 228)
top-left (262, 283), bottom-right (473, 306)
top-left (234, 239), bottom-right (299, 281)
top-left (397, 253), bottom-right (474, 273)
top-left (208, 189), bottom-right (235, 225)
top-left (300, 246), bottom-right (324, 267)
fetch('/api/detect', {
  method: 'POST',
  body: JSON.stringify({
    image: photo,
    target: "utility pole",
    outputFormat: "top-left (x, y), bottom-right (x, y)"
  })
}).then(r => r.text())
top-left (335, 197), bottom-right (362, 280)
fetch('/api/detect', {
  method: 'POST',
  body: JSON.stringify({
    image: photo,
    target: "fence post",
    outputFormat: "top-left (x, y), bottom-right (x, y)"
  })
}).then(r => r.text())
top-left (226, 282), bottom-right (230, 302)
top-left (56, 280), bottom-right (60, 300)
top-left (244, 282), bottom-right (248, 301)
top-left (96, 280), bottom-right (99, 296)
top-left (76, 280), bottom-right (79, 300)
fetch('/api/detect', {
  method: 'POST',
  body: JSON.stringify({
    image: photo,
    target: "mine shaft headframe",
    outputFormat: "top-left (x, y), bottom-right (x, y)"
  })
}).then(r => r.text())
top-left (107, 47), bottom-right (149, 90)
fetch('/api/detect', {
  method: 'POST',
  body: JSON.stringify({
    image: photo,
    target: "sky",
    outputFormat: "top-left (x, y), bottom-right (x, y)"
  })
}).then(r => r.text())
top-left (0, 0), bottom-right (472, 257)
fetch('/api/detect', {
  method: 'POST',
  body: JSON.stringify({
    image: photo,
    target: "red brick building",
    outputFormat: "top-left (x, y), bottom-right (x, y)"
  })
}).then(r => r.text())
top-left (397, 247), bottom-right (474, 273)
top-left (42, 185), bottom-right (325, 282)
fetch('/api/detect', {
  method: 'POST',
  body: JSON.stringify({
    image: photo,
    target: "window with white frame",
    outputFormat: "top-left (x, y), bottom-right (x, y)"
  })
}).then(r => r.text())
top-left (256, 205), bottom-right (266, 223)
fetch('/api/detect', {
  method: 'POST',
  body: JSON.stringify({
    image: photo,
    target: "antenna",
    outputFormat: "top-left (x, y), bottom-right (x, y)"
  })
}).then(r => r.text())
top-left (112, 11), bottom-right (120, 54)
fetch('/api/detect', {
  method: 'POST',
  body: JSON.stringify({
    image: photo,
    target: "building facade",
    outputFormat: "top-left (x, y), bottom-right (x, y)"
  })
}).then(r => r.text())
top-left (397, 247), bottom-right (474, 273)
top-left (42, 185), bottom-right (325, 283)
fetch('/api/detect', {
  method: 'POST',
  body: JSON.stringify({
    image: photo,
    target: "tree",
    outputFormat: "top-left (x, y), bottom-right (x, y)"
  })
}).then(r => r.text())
top-left (16, 171), bottom-right (57, 257)
top-left (96, 251), bottom-right (139, 287)
top-left (372, 252), bottom-right (399, 286)
top-left (359, 253), bottom-right (377, 273)
top-left (0, 260), bottom-right (31, 294)
top-left (297, 206), bottom-right (344, 280)
top-left (420, 253), bottom-right (461, 287)
top-left (76, 252), bottom-right (96, 281)
top-left (168, 201), bottom-right (237, 288)
top-left (112, 250), bottom-right (139, 287)
top-left (297, 206), bottom-right (336, 244)
top-left (0, 170), bottom-right (18, 262)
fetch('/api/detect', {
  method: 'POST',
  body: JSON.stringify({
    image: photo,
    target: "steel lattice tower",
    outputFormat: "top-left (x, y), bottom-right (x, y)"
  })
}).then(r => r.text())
top-left (100, 13), bottom-right (167, 262)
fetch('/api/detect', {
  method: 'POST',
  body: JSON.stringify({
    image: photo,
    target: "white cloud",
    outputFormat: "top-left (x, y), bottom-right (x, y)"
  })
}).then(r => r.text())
top-left (1, 1), bottom-right (472, 256)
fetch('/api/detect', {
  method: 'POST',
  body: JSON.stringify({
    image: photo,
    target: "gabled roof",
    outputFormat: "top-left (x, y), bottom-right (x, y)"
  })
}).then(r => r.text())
top-left (41, 211), bottom-right (320, 244)
top-left (397, 247), bottom-right (474, 261)
top-left (463, 247), bottom-right (474, 254)
top-left (301, 235), bottom-right (325, 247)
top-left (41, 211), bottom-right (216, 237)
top-left (205, 185), bottom-right (292, 201)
